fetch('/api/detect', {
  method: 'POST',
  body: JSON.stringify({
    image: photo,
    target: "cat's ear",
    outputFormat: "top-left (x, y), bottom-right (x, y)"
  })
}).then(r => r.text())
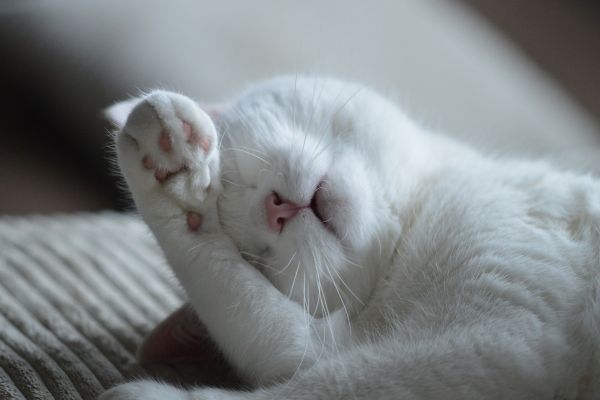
top-left (104, 98), bottom-right (141, 129)
top-left (138, 304), bottom-right (225, 364)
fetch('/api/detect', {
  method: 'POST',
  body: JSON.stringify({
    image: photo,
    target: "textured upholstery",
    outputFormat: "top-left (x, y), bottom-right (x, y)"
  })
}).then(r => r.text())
top-left (0, 212), bottom-right (232, 399)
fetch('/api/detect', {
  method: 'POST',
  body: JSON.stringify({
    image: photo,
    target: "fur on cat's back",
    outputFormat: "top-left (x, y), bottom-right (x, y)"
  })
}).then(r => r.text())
top-left (101, 76), bottom-right (600, 400)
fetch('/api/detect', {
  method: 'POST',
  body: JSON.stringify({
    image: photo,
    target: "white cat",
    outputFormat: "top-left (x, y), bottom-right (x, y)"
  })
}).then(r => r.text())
top-left (101, 76), bottom-right (600, 399)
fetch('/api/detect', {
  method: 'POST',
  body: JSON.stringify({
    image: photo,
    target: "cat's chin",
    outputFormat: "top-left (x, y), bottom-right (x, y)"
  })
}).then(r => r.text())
top-left (265, 219), bottom-right (349, 307)
top-left (280, 211), bottom-right (339, 248)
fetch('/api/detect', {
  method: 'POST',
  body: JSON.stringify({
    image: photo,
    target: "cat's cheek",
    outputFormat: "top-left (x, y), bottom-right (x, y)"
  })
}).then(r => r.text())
top-left (219, 189), bottom-right (270, 253)
top-left (324, 153), bottom-right (377, 252)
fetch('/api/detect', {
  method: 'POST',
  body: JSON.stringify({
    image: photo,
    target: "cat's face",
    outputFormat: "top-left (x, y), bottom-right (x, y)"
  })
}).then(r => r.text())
top-left (216, 77), bottom-right (388, 302)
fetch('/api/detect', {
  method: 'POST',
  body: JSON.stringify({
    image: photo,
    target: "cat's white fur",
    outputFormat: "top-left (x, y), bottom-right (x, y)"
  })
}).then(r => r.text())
top-left (101, 76), bottom-right (600, 399)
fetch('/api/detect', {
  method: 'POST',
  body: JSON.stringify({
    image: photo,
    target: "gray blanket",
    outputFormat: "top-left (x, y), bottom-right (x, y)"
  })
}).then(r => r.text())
top-left (0, 212), bottom-right (223, 399)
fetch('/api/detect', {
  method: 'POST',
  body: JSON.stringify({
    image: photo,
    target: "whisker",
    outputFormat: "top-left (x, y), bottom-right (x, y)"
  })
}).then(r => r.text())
top-left (323, 259), bottom-right (352, 331)
top-left (330, 264), bottom-right (365, 306)
top-left (221, 178), bottom-right (251, 188)
top-left (221, 147), bottom-right (272, 167)
top-left (278, 252), bottom-right (298, 275)
top-left (287, 261), bottom-right (302, 299)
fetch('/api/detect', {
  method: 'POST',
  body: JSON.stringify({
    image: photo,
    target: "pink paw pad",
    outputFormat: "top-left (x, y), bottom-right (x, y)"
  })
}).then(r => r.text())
top-left (158, 131), bottom-right (172, 152)
top-left (142, 155), bottom-right (155, 170)
top-left (154, 169), bottom-right (170, 182)
top-left (198, 137), bottom-right (212, 154)
top-left (182, 121), bottom-right (212, 154)
top-left (182, 121), bottom-right (194, 141)
top-left (154, 165), bottom-right (185, 182)
top-left (186, 211), bottom-right (202, 232)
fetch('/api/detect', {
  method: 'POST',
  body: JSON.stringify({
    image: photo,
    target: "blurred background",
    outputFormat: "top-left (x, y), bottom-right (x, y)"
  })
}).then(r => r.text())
top-left (1, 0), bottom-right (599, 214)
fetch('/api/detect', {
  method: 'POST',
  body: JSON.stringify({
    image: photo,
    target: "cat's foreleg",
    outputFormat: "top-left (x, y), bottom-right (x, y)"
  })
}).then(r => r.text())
top-left (113, 91), bottom-right (350, 384)
top-left (102, 324), bottom-right (563, 400)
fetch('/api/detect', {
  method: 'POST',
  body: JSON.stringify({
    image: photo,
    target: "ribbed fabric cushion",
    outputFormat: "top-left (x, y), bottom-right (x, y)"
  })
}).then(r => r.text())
top-left (0, 212), bottom-right (216, 399)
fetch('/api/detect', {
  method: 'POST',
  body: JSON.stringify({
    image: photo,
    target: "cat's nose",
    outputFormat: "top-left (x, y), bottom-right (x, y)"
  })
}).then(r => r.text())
top-left (265, 192), bottom-right (300, 233)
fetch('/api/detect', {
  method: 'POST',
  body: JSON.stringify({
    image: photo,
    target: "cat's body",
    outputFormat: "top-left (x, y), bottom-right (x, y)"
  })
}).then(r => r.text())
top-left (101, 76), bottom-right (600, 400)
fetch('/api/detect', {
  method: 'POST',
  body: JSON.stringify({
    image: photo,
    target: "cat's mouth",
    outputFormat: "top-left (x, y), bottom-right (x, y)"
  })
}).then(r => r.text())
top-left (310, 182), bottom-right (335, 235)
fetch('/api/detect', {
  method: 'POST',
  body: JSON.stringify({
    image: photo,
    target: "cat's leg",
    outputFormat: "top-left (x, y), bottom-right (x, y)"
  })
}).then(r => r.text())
top-left (101, 321), bottom-right (565, 400)
top-left (113, 91), bottom-right (351, 384)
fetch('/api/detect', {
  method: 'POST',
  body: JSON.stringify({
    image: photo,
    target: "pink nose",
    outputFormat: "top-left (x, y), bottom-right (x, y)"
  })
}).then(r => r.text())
top-left (265, 192), bottom-right (300, 233)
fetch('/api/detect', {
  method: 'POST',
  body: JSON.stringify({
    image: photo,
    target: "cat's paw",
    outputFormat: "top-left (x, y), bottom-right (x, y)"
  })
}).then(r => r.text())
top-left (99, 381), bottom-right (186, 400)
top-left (116, 91), bottom-right (220, 232)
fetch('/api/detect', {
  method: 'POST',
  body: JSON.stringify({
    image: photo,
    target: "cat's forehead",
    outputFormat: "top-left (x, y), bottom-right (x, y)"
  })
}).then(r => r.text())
top-left (216, 76), bottom-right (371, 180)
top-left (224, 77), bottom-right (363, 128)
